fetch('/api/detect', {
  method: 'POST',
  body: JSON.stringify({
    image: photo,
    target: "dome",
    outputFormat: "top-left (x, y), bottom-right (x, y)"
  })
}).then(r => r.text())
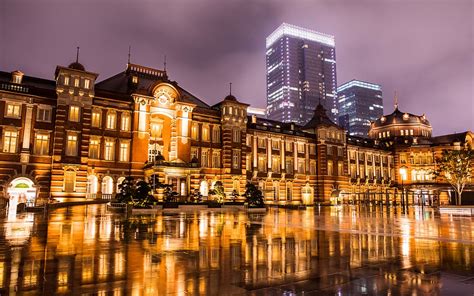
top-left (68, 62), bottom-right (85, 71)
top-left (372, 107), bottom-right (430, 128)
top-left (224, 94), bottom-right (237, 101)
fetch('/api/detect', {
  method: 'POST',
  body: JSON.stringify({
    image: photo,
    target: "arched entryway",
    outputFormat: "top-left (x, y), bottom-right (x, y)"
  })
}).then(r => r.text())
top-left (86, 175), bottom-right (98, 199)
top-left (7, 177), bottom-right (37, 215)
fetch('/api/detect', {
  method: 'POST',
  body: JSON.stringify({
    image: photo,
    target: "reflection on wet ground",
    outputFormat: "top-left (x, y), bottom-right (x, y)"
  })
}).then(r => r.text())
top-left (0, 205), bottom-right (473, 295)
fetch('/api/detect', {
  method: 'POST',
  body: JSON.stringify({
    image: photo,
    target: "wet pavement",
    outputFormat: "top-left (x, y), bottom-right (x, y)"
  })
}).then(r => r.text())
top-left (0, 205), bottom-right (473, 295)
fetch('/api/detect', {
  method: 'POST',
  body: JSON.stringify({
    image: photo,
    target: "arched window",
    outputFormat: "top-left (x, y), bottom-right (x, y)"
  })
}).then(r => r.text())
top-left (200, 180), bottom-right (209, 196)
top-left (87, 175), bottom-right (98, 196)
top-left (102, 176), bottom-right (114, 194)
top-left (116, 177), bottom-right (126, 193)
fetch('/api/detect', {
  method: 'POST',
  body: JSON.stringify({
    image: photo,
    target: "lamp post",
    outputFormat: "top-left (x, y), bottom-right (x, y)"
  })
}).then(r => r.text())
top-left (399, 167), bottom-right (407, 210)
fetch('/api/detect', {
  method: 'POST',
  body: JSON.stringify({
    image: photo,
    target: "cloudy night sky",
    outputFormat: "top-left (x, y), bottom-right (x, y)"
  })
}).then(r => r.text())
top-left (1, 0), bottom-right (472, 135)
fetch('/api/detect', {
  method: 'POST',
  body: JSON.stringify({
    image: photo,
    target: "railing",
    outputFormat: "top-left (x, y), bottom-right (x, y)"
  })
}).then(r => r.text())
top-left (1, 83), bottom-right (29, 93)
top-left (101, 193), bottom-right (113, 200)
top-left (144, 161), bottom-right (200, 169)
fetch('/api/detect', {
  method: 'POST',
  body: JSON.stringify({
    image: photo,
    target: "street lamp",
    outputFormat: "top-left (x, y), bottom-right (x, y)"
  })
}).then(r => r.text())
top-left (399, 167), bottom-right (407, 209)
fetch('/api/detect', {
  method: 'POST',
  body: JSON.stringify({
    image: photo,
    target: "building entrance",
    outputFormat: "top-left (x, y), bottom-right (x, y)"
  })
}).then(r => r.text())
top-left (6, 177), bottom-right (37, 216)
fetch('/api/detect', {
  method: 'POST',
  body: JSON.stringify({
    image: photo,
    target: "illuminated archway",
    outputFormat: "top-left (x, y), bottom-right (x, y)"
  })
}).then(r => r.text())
top-left (102, 176), bottom-right (114, 195)
top-left (200, 180), bottom-right (209, 197)
top-left (87, 175), bottom-right (98, 198)
top-left (7, 177), bottom-right (37, 215)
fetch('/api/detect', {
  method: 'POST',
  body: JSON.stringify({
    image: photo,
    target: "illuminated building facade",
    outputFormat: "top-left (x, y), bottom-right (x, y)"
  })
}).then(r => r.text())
top-left (337, 80), bottom-right (383, 137)
top-left (0, 60), bottom-right (471, 207)
top-left (266, 23), bottom-right (338, 125)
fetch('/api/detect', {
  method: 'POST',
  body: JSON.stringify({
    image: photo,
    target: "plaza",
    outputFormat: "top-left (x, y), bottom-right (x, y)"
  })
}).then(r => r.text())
top-left (0, 204), bottom-right (473, 295)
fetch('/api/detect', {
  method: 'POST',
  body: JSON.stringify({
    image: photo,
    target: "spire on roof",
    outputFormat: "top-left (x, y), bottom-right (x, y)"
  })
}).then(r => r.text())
top-left (163, 55), bottom-right (167, 71)
top-left (394, 90), bottom-right (399, 109)
top-left (76, 46), bottom-right (80, 63)
top-left (229, 82), bottom-right (232, 95)
top-left (128, 45), bottom-right (131, 64)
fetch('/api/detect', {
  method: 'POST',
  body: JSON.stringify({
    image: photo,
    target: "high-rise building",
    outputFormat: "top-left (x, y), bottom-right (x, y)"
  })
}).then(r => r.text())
top-left (266, 23), bottom-right (338, 125)
top-left (337, 80), bottom-right (383, 137)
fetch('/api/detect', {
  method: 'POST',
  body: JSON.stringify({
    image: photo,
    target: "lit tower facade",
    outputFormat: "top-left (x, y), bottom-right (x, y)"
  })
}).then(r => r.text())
top-left (337, 80), bottom-right (383, 137)
top-left (266, 23), bottom-right (338, 125)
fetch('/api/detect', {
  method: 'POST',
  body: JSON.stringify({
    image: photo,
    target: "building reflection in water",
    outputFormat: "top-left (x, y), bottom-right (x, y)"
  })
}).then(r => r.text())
top-left (0, 206), bottom-right (472, 295)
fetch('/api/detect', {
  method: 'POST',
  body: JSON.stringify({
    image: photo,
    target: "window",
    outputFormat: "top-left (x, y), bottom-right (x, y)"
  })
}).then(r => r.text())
top-left (246, 155), bottom-right (251, 170)
top-left (327, 160), bottom-right (333, 176)
top-left (337, 147), bottom-right (344, 157)
top-left (119, 142), bottom-right (129, 162)
top-left (258, 154), bottom-right (266, 172)
top-left (232, 129), bottom-right (241, 143)
top-left (191, 148), bottom-right (198, 160)
top-left (151, 122), bottom-right (163, 138)
top-left (5, 103), bottom-right (21, 118)
top-left (64, 170), bottom-right (76, 192)
top-left (74, 78), bottom-right (79, 87)
top-left (69, 106), bottom-right (80, 122)
top-left (89, 138), bottom-right (100, 159)
top-left (106, 112), bottom-right (116, 130)
top-left (212, 150), bottom-right (221, 168)
top-left (286, 184), bottom-right (292, 201)
top-left (327, 145), bottom-right (333, 155)
top-left (309, 145), bottom-right (316, 155)
top-left (201, 149), bottom-right (209, 167)
top-left (91, 109), bottom-right (101, 127)
top-left (232, 150), bottom-right (241, 169)
top-left (121, 113), bottom-right (131, 131)
top-left (212, 126), bottom-right (220, 143)
top-left (400, 154), bottom-right (407, 164)
top-left (286, 141), bottom-right (293, 152)
top-left (64, 76), bottom-right (70, 85)
top-left (297, 159), bottom-right (305, 174)
top-left (258, 138), bottom-right (266, 148)
top-left (37, 107), bottom-right (52, 122)
top-left (310, 160), bottom-right (316, 175)
top-left (84, 79), bottom-right (90, 89)
top-left (286, 158), bottom-right (294, 174)
top-left (337, 161), bottom-right (343, 176)
top-left (359, 166), bottom-right (366, 178)
top-left (34, 133), bottom-right (49, 155)
top-left (297, 143), bottom-right (305, 153)
top-left (104, 139), bottom-right (115, 161)
top-left (350, 164), bottom-right (357, 178)
top-left (202, 125), bottom-right (210, 142)
top-left (2, 130), bottom-right (18, 153)
top-left (191, 123), bottom-right (199, 140)
top-left (272, 156), bottom-right (280, 173)
top-left (272, 140), bottom-right (280, 150)
top-left (66, 134), bottom-right (78, 156)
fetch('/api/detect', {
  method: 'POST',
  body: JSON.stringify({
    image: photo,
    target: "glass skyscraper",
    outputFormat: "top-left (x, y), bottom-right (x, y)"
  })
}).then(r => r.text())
top-left (266, 23), bottom-right (338, 125)
top-left (337, 80), bottom-right (383, 137)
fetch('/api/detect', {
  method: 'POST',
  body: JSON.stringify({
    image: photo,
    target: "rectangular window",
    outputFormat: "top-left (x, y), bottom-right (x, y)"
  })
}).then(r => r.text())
top-left (286, 158), bottom-right (294, 174)
top-left (2, 130), bottom-right (18, 153)
top-left (297, 159), bottom-right (305, 174)
top-left (119, 142), bottom-right (129, 162)
top-left (246, 154), bottom-right (251, 170)
top-left (91, 109), bottom-right (101, 127)
top-left (84, 79), bottom-right (90, 89)
top-left (271, 156), bottom-right (280, 173)
top-left (191, 123), bottom-right (199, 140)
top-left (69, 106), bottom-right (80, 122)
top-left (232, 150), bottom-right (241, 169)
top-left (309, 145), bottom-right (316, 155)
top-left (337, 147), bottom-right (344, 157)
top-left (400, 154), bottom-right (407, 164)
top-left (212, 126), bottom-right (220, 143)
top-left (74, 78), bottom-right (79, 87)
top-left (327, 145), bottom-right (333, 155)
top-left (106, 112), bottom-right (116, 130)
top-left (272, 140), bottom-right (280, 150)
top-left (327, 161), bottom-right (333, 176)
top-left (64, 76), bottom-right (69, 85)
top-left (337, 161), bottom-right (343, 176)
top-left (121, 114), bottom-right (131, 131)
top-left (202, 125), bottom-right (210, 142)
top-left (297, 143), bottom-right (305, 153)
top-left (286, 141), bottom-right (293, 152)
top-left (37, 107), bottom-right (52, 122)
top-left (89, 138), bottom-right (100, 159)
top-left (151, 122), bottom-right (163, 138)
top-left (258, 138), bottom-right (266, 148)
top-left (64, 170), bottom-right (76, 192)
top-left (34, 133), bottom-right (49, 155)
top-left (310, 161), bottom-right (316, 175)
top-left (5, 103), bottom-right (21, 118)
top-left (66, 134), bottom-right (78, 156)
top-left (232, 129), bottom-right (241, 143)
top-left (258, 154), bottom-right (266, 172)
top-left (104, 140), bottom-right (115, 161)
top-left (201, 150), bottom-right (209, 167)
top-left (212, 151), bottom-right (221, 168)
top-left (191, 148), bottom-right (198, 160)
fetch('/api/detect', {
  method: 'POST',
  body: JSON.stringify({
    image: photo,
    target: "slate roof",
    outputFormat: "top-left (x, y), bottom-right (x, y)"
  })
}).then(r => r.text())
top-left (372, 107), bottom-right (430, 128)
top-left (302, 103), bottom-right (342, 130)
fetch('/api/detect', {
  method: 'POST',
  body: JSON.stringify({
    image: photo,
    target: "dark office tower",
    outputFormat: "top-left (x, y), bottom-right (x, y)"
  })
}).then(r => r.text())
top-left (266, 23), bottom-right (338, 125)
top-left (337, 80), bottom-right (383, 137)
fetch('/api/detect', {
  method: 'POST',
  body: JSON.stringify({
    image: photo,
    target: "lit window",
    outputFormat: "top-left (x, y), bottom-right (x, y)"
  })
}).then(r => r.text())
top-left (258, 138), bottom-right (266, 148)
top-left (2, 130), bottom-right (18, 153)
top-left (286, 158), bottom-right (294, 174)
top-left (191, 123), bottom-right (198, 140)
top-left (272, 140), bottom-right (280, 150)
top-left (212, 126), bottom-right (220, 143)
top-left (104, 139), bottom-right (115, 161)
top-left (297, 159), bottom-right (305, 174)
top-left (69, 106), bottom-right (80, 122)
top-left (89, 138), bottom-right (100, 159)
top-left (84, 79), bottom-right (90, 89)
top-left (66, 134), bottom-right (78, 156)
top-left (34, 133), bottom-right (49, 155)
top-left (5, 103), bottom-right (21, 118)
top-left (212, 150), bottom-right (221, 168)
top-left (258, 154), bottom-right (267, 172)
top-left (286, 141), bottom-right (293, 152)
top-left (74, 79), bottom-right (79, 87)
top-left (337, 161), bottom-right (343, 176)
top-left (106, 112), bottom-right (116, 129)
top-left (37, 107), bottom-right (52, 122)
top-left (232, 150), bottom-right (241, 169)
top-left (91, 109), bottom-right (101, 127)
top-left (310, 160), bottom-right (316, 175)
top-left (271, 156), bottom-right (280, 173)
top-left (151, 122), bottom-right (163, 138)
top-left (120, 113), bottom-right (131, 131)
top-left (119, 142), bottom-right (129, 162)
top-left (327, 160), bottom-right (333, 176)
top-left (201, 149), bottom-right (209, 167)
top-left (400, 130), bottom-right (404, 136)
top-left (327, 145), bottom-right (333, 155)
top-left (64, 170), bottom-right (76, 192)
top-left (64, 76), bottom-right (69, 85)
top-left (202, 125), bottom-right (210, 142)
top-left (297, 143), bottom-right (305, 153)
